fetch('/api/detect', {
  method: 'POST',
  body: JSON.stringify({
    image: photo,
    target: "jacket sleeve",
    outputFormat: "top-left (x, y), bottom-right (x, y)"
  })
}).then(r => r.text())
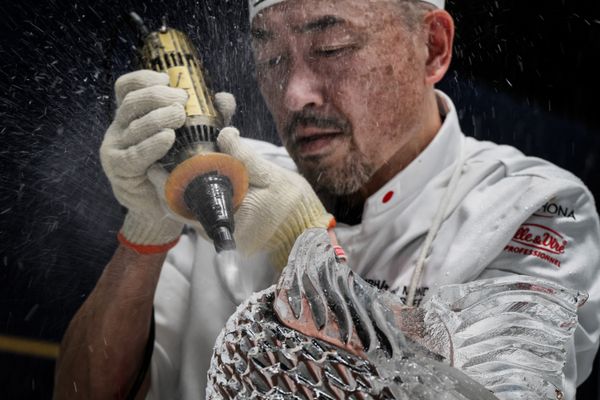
top-left (475, 178), bottom-right (600, 400)
top-left (146, 230), bottom-right (195, 400)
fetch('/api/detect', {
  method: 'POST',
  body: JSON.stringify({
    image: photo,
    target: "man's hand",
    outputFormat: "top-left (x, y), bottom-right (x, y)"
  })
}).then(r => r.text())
top-left (100, 69), bottom-right (188, 253)
top-left (147, 91), bottom-right (334, 269)
top-left (217, 127), bottom-right (335, 269)
top-left (215, 93), bottom-right (334, 269)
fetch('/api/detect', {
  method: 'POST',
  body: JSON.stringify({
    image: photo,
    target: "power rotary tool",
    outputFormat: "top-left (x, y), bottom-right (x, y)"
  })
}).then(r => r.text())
top-left (129, 12), bottom-right (248, 253)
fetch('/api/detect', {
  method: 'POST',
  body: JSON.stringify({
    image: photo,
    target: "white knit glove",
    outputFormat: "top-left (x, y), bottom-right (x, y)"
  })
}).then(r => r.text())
top-left (217, 128), bottom-right (334, 269)
top-left (100, 69), bottom-right (188, 253)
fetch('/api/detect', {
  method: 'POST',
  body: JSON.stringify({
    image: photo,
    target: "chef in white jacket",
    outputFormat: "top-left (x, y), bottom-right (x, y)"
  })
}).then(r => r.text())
top-left (151, 92), bottom-right (600, 399)
top-left (54, 0), bottom-right (600, 399)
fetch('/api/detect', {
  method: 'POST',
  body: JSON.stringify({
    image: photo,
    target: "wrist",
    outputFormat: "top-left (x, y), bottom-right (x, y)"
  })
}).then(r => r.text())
top-left (270, 202), bottom-right (334, 270)
top-left (119, 213), bottom-right (183, 254)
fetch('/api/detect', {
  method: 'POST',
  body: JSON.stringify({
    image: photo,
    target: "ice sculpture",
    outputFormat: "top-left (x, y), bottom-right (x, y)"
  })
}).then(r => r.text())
top-left (207, 229), bottom-right (585, 399)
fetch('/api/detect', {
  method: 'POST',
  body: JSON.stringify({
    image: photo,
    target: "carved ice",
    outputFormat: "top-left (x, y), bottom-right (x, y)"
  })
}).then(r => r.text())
top-left (423, 276), bottom-right (586, 399)
top-left (207, 229), bottom-right (585, 399)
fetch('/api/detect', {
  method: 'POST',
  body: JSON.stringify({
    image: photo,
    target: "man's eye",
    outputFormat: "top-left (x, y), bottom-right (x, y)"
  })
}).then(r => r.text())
top-left (314, 45), bottom-right (354, 58)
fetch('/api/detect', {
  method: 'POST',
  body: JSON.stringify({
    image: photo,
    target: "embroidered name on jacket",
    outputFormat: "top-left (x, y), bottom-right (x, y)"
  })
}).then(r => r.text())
top-left (533, 202), bottom-right (577, 220)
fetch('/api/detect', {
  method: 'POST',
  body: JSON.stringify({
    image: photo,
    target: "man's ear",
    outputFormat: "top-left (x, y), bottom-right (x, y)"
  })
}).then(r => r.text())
top-left (423, 10), bottom-right (454, 85)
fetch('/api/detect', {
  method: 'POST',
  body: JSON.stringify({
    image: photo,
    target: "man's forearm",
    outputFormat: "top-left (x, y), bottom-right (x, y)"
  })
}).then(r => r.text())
top-left (54, 245), bottom-right (167, 399)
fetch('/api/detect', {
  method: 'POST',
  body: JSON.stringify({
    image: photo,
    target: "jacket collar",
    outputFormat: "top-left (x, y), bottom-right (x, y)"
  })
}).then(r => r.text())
top-left (361, 90), bottom-right (464, 219)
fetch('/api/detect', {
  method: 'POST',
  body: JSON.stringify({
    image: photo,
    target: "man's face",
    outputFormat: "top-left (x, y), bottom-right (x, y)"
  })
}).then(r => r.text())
top-left (252, 0), bottom-right (430, 195)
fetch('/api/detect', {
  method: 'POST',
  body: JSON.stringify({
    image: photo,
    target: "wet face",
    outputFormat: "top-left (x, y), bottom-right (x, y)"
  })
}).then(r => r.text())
top-left (251, 0), bottom-right (431, 196)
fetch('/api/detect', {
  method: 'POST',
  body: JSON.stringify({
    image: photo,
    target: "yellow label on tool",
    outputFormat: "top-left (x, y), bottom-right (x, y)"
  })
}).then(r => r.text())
top-left (159, 31), bottom-right (177, 53)
top-left (168, 66), bottom-right (203, 116)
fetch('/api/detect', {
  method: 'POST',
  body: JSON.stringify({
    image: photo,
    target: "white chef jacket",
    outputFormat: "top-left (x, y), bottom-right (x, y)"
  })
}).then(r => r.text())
top-left (148, 92), bottom-right (600, 400)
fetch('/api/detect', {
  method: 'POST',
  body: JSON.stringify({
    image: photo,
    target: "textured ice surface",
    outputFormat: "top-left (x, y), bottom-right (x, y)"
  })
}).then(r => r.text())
top-left (207, 229), bottom-right (497, 399)
top-left (422, 276), bottom-right (586, 400)
top-left (207, 228), bottom-right (584, 399)
top-left (207, 289), bottom-right (498, 400)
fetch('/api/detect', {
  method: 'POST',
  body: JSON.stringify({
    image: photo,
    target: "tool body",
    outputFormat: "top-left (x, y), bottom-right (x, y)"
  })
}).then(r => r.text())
top-left (130, 13), bottom-right (248, 252)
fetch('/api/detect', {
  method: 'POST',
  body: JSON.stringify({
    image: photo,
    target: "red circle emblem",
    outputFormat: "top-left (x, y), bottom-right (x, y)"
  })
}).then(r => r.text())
top-left (382, 191), bottom-right (394, 204)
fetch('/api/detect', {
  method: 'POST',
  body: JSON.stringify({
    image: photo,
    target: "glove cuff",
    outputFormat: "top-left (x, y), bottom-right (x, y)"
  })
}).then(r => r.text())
top-left (270, 201), bottom-right (335, 270)
top-left (119, 213), bottom-right (183, 254)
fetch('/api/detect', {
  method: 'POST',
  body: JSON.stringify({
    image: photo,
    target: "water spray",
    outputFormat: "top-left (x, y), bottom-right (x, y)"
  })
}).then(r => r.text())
top-left (129, 12), bottom-right (248, 253)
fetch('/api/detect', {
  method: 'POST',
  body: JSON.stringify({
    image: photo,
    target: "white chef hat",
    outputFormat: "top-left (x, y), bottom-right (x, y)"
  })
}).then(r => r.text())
top-left (249, 0), bottom-right (445, 22)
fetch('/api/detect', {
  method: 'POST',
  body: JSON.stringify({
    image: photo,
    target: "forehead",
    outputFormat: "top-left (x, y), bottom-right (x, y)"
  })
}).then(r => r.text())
top-left (251, 0), bottom-right (395, 36)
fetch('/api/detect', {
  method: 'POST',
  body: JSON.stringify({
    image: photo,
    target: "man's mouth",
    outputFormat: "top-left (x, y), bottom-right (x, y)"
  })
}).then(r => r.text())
top-left (294, 128), bottom-right (345, 157)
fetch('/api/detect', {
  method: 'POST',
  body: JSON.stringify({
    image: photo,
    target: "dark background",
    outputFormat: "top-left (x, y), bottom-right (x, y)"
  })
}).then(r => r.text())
top-left (1, 0), bottom-right (599, 398)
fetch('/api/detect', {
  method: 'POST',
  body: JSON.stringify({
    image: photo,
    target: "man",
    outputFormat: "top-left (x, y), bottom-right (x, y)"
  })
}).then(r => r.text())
top-left (54, 0), bottom-right (600, 399)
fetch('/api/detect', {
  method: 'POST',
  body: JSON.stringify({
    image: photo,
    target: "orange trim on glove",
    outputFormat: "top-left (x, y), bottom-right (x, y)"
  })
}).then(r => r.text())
top-left (117, 232), bottom-right (180, 255)
top-left (327, 218), bottom-right (337, 230)
top-left (326, 218), bottom-right (347, 263)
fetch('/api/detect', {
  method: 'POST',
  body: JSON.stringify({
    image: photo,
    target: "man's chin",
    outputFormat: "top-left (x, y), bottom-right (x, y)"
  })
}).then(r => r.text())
top-left (294, 149), bottom-right (346, 172)
top-left (290, 144), bottom-right (374, 195)
top-left (300, 164), bottom-right (373, 196)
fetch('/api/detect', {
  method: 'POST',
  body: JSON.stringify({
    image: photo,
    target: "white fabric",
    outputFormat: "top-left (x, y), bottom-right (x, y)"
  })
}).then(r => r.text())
top-left (407, 125), bottom-right (464, 306)
top-left (148, 92), bottom-right (600, 400)
top-left (249, 0), bottom-right (445, 22)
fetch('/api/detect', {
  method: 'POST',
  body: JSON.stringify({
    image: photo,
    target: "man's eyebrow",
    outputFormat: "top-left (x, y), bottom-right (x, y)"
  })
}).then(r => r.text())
top-left (293, 15), bottom-right (346, 34)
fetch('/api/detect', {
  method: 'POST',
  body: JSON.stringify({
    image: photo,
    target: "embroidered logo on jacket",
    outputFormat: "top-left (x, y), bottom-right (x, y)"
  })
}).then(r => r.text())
top-left (503, 223), bottom-right (568, 267)
top-left (511, 224), bottom-right (567, 254)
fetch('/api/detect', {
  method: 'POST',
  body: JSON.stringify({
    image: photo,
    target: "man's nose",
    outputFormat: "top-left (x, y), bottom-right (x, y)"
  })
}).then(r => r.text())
top-left (283, 60), bottom-right (325, 112)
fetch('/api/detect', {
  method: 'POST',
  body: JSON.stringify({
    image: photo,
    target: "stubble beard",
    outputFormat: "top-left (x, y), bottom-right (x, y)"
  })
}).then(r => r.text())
top-left (281, 110), bottom-right (375, 196)
top-left (294, 140), bottom-right (375, 196)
